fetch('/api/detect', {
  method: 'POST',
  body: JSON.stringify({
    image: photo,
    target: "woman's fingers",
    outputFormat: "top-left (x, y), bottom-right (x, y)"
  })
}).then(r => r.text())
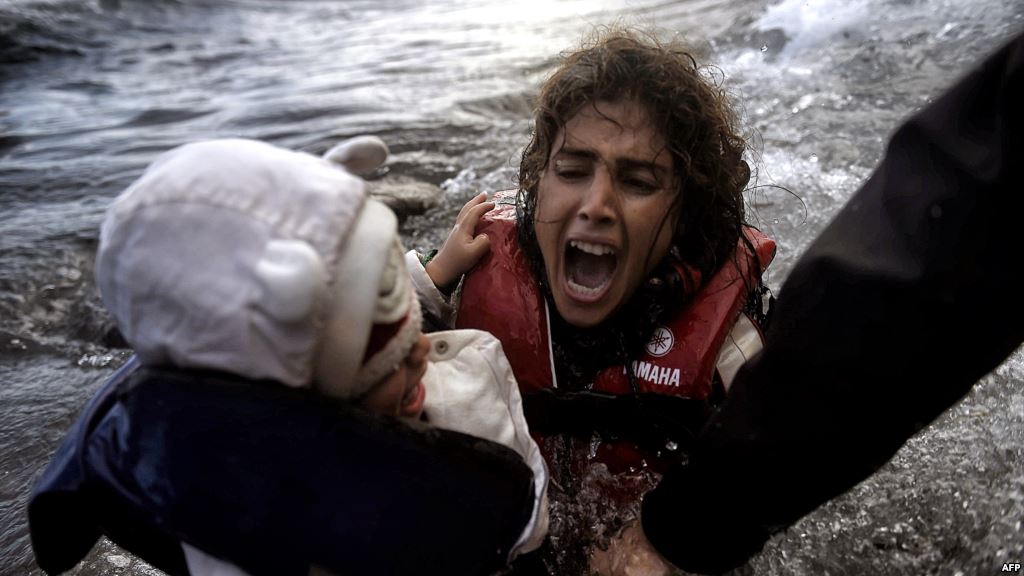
top-left (587, 522), bottom-right (677, 576)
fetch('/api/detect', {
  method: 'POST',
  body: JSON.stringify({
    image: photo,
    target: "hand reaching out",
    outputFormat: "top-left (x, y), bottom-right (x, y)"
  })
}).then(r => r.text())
top-left (426, 192), bottom-right (494, 289)
top-left (589, 521), bottom-right (681, 576)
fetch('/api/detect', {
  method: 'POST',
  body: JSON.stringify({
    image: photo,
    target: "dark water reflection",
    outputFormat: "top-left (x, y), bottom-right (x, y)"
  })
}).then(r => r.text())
top-left (1, 0), bottom-right (1022, 573)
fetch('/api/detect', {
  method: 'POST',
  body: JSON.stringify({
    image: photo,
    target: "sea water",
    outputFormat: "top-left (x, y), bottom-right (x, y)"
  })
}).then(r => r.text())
top-left (1, 0), bottom-right (1022, 573)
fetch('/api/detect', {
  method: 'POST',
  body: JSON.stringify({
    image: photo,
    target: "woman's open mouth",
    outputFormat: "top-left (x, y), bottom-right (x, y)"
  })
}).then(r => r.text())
top-left (564, 239), bottom-right (617, 301)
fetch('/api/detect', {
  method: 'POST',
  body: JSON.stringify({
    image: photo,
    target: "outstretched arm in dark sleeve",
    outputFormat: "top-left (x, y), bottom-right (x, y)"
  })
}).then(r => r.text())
top-left (640, 31), bottom-right (1024, 574)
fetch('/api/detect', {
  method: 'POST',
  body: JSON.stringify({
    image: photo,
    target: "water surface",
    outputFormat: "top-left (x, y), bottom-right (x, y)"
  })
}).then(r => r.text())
top-left (1, 0), bottom-right (1022, 573)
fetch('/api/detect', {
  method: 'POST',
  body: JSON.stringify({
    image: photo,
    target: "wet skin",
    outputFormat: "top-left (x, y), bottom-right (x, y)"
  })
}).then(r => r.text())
top-left (534, 100), bottom-right (678, 328)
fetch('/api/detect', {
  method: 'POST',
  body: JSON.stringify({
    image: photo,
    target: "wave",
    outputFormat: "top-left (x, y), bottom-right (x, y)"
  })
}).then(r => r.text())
top-left (120, 107), bottom-right (217, 128)
top-left (0, 0), bottom-right (224, 71)
top-left (5, 0), bottom-right (132, 56)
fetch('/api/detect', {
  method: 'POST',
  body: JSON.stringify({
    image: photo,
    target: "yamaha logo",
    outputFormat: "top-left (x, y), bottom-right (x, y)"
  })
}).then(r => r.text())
top-left (645, 326), bottom-right (674, 357)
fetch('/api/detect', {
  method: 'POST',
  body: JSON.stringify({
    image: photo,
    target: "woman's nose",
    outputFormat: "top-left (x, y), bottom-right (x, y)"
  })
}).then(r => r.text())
top-left (577, 169), bottom-right (616, 225)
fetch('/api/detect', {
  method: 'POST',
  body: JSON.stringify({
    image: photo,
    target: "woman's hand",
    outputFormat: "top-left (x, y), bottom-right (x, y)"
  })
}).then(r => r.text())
top-left (426, 192), bottom-right (494, 289)
top-left (589, 520), bottom-right (681, 576)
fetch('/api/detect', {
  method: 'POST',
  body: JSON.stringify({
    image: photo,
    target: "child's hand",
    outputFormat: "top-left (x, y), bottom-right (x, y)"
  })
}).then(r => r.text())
top-left (426, 192), bottom-right (494, 289)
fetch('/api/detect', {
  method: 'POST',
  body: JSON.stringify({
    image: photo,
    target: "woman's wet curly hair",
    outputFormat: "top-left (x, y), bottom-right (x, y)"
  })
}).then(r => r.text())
top-left (517, 27), bottom-right (751, 293)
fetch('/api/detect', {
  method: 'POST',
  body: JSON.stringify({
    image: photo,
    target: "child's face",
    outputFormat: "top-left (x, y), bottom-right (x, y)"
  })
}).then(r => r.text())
top-left (358, 334), bottom-right (430, 419)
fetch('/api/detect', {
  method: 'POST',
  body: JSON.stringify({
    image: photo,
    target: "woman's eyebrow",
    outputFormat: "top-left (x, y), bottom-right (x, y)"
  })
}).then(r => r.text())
top-left (555, 147), bottom-right (671, 181)
top-left (617, 158), bottom-right (670, 181)
top-left (558, 147), bottom-right (666, 169)
top-left (554, 147), bottom-right (598, 161)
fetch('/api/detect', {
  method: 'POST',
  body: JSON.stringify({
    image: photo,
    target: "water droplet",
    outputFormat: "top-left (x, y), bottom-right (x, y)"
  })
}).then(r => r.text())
top-left (791, 107), bottom-right (799, 114)
top-left (773, 218), bottom-right (779, 224)
top-left (664, 440), bottom-right (678, 452)
top-left (58, 266), bottom-right (82, 281)
top-left (78, 354), bottom-right (115, 368)
top-left (810, 153), bottom-right (819, 163)
top-left (760, 44), bottom-right (768, 52)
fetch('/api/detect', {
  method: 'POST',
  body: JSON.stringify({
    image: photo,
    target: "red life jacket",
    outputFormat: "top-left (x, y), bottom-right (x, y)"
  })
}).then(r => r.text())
top-left (456, 190), bottom-right (775, 473)
top-left (456, 190), bottom-right (775, 400)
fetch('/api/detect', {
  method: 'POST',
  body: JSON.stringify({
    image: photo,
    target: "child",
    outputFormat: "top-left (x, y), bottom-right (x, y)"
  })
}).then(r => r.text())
top-left (31, 137), bottom-right (546, 575)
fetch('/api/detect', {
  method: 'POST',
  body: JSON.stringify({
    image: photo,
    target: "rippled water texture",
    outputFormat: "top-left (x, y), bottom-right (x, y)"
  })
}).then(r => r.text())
top-left (2, 0), bottom-right (1023, 574)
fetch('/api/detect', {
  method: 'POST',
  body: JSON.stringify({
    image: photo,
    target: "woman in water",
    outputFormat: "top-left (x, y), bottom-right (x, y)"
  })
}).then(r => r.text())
top-left (407, 27), bottom-right (775, 571)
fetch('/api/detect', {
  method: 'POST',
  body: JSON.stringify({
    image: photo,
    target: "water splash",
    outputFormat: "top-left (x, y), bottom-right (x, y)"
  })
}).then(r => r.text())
top-left (753, 0), bottom-right (871, 60)
top-left (537, 434), bottom-right (665, 574)
top-left (77, 353), bottom-right (116, 368)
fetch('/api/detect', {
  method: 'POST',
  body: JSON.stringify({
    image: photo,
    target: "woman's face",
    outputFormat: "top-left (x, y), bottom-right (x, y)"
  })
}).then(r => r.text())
top-left (534, 100), bottom-right (678, 328)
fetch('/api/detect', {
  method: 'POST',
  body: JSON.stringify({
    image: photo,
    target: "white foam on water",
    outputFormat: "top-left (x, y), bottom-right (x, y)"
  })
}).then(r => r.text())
top-left (754, 0), bottom-right (872, 59)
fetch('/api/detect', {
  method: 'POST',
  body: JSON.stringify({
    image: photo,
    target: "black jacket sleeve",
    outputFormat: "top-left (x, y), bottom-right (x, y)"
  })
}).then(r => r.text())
top-left (641, 31), bottom-right (1024, 574)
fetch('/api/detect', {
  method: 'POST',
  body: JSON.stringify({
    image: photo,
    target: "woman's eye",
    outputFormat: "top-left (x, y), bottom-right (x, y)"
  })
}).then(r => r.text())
top-left (555, 166), bottom-right (588, 181)
top-left (623, 177), bottom-right (659, 194)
